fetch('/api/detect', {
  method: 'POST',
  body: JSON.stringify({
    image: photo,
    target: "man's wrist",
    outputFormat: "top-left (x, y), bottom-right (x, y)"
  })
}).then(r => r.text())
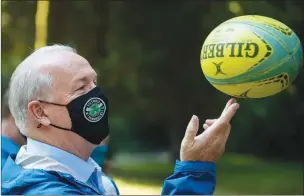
top-left (174, 160), bottom-right (216, 174)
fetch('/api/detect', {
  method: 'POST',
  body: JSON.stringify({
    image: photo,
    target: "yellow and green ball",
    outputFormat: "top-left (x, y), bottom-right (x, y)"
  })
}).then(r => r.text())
top-left (200, 15), bottom-right (303, 98)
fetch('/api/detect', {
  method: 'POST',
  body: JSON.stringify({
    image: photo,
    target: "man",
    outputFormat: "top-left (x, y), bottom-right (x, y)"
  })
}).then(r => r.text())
top-left (1, 45), bottom-right (239, 195)
top-left (1, 88), bottom-right (108, 172)
top-left (1, 90), bottom-right (27, 169)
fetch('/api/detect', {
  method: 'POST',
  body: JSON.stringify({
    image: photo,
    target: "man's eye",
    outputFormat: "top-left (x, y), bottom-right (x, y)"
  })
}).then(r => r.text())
top-left (93, 81), bottom-right (97, 85)
top-left (77, 86), bottom-right (85, 91)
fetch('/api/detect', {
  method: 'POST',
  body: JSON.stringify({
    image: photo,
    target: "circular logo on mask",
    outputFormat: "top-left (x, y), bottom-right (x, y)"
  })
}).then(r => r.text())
top-left (83, 97), bottom-right (106, 122)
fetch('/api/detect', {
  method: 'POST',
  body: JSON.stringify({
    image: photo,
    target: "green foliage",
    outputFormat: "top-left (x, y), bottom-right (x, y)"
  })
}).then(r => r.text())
top-left (1, 1), bottom-right (36, 76)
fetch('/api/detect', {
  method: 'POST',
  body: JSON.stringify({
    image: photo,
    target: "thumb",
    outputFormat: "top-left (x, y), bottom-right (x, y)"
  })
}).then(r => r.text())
top-left (183, 115), bottom-right (199, 144)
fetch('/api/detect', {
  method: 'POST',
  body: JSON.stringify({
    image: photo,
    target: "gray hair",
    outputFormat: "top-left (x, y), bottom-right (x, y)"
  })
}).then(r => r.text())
top-left (8, 44), bottom-right (77, 134)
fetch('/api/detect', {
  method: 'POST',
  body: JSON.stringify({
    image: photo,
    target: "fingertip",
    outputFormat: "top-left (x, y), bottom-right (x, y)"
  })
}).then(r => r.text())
top-left (206, 119), bottom-right (216, 126)
top-left (190, 115), bottom-right (199, 127)
top-left (223, 98), bottom-right (236, 113)
top-left (227, 103), bottom-right (239, 115)
top-left (232, 103), bottom-right (240, 111)
top-left (221, 103), bottom-right (240, 122)
top-left (192, 114), bottom-right (198, 120)
top-left (203, 123), bottom-right (209, 130)
top-left (184, 115), bottom-right (200, 141)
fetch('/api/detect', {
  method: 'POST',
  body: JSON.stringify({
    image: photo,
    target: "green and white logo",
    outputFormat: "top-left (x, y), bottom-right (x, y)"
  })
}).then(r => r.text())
top-left (83, 97), bottom-right (106, 122)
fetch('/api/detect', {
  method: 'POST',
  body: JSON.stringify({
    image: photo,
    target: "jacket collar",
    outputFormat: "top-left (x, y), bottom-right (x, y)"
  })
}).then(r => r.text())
top-left (15, 138), bottom-right (97, 183)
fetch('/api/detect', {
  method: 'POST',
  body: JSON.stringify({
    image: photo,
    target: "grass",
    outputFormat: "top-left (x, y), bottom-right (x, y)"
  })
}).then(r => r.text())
top-left (216, 153), bottom-right (303, 194)
top-left (109, 153), bottom-right (303, 195)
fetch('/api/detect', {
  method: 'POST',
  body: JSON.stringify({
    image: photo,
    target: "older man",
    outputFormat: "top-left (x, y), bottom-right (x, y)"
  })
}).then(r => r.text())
top-left (1, 88), bottom-right (108, 173)
top-left (1, 90), bottom-right (27, 169)
top-left (2, 45), bottom-right (239, 195)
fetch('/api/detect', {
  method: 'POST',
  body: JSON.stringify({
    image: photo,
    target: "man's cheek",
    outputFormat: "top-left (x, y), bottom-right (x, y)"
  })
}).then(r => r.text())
top-left (53, 109), bottom-right (71, 127)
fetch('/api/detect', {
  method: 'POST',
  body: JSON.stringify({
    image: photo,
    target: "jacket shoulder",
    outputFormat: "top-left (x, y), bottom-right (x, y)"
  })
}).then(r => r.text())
top-left (22, 181), bottom-right (86, 195)
top-left (2, 168), bottom-right (96, 195)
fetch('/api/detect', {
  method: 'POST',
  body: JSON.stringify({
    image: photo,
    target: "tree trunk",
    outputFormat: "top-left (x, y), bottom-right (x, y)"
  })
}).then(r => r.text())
top-left (48, 1), bottom-right (73, 44)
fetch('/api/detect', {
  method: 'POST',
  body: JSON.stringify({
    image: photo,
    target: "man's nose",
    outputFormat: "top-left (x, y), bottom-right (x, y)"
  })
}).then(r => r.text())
top-left (87, 82), bottom-right (97, 92)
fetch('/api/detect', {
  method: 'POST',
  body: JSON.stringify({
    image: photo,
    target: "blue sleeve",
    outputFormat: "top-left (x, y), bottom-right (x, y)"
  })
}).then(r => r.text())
top-left (161, 160), bottom-right (216, 195)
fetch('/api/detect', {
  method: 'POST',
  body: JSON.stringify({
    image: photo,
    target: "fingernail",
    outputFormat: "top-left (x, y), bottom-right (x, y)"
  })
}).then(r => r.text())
top-left (192, 115), bottom-right (198, 120)
top-left (190, 115), bottom-right (195, 122)
top-left (192, 115), bottom-right (199, 124)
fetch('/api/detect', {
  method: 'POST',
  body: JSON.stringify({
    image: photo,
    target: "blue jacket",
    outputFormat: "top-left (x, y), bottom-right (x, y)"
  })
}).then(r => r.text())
top-left (1, 136), bottom-right (20, 169)
top-left (1, 136), bottom-right (216, 195)
top-left (2, 153), bottom-right (216, 195)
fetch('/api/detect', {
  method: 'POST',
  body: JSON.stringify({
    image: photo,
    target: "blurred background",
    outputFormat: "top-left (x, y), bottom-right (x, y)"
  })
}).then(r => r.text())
top-left (1, 0), bottom-right (303, 194)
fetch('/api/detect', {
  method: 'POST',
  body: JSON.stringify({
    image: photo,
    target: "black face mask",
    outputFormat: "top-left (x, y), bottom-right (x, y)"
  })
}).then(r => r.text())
top-left (39, 87), bottom-right (109, 145)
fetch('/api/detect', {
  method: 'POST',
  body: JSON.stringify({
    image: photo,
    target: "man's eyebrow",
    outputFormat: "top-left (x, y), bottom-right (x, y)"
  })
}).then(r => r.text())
top-left (72, 73), bottom-right (97, 87)
top-left (74, 77), bottom-right (87, 83)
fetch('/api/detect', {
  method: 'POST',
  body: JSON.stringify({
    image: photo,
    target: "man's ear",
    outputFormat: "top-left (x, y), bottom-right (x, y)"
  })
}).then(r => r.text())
top-left (28, 101), bottom-right (51, 126)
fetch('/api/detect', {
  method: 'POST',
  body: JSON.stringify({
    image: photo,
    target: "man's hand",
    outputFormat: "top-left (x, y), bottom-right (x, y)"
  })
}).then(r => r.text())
top-left (180, 98), bottom-right (239, 162)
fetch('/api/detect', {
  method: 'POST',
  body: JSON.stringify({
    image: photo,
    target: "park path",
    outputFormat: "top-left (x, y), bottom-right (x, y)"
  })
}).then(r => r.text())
top-left (113, 177), bottom-right (230, 195)
top-left (113, 178), bottom-right (161, 195)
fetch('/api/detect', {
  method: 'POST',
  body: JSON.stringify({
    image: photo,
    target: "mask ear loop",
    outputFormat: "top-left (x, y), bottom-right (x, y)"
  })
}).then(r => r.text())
top-left (37, 100), bottom-right (72, 131)
top-left (36, 123), bottom-right (70, 131)
top-left (36, 100), bottom-right (66, 130)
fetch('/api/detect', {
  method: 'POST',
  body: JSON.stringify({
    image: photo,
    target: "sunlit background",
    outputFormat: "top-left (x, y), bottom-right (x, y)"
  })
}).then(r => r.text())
top-left (1, 0), bottom-right (303, 195)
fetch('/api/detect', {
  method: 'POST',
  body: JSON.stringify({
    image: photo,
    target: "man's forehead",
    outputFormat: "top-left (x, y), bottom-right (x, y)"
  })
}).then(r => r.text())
top-left (40, 51), bottom-right (89, 69)
top-left (39, 52), bottom-right (96, 84)
top-left (39, 51), bottom-right (91, 72)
